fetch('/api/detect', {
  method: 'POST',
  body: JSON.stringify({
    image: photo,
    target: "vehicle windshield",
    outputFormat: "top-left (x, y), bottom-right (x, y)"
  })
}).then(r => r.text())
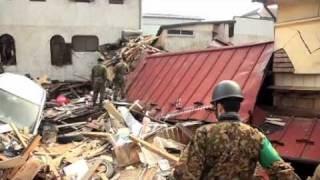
top-left (0, 89), bottom-right (40, 129)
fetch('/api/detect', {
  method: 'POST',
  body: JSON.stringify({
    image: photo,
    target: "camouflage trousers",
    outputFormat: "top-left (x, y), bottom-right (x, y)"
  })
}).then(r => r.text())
top-left (113, 77), bottom-right (125, 100)
top-left (92, 79), bottom-right (106, 105)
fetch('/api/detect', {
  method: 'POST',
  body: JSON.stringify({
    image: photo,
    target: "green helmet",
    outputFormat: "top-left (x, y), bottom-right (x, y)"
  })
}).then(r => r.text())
top-left (211, 80), bottom-right (244, 103)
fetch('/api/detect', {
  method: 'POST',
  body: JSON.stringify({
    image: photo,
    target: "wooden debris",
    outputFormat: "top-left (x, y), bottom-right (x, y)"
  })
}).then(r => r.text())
top-left (11, 157), bottom-right (43, 180)
top-left (10, 123), bottom-right (27, 148)
top-left (129, 135), bottom-right (179, 163)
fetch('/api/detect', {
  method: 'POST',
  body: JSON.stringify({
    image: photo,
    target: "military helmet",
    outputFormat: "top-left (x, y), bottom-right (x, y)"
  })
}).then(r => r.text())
top-left (211, 80), bottom-right (244, 103)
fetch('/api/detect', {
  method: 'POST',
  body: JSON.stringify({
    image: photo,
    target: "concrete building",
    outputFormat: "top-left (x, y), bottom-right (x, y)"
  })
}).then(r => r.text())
top-left (155, 21), bottom-right (236, 52)
top-left (256, 0), bottom-right (320, 114)
top-left (0, 0), bottom-right (141, 81)
top-left (142, 13), bottom-right (203, 35)
top-left (232, 5), bottom-right (276, 45)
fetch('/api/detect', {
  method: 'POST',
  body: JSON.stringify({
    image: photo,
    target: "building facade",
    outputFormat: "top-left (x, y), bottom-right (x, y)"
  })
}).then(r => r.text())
top-left (0, 0), bottom-right (141, 80)
top-left (155, 21), bottom-right (235, 52)
top-left (142, 13), bottom-right (203, 35)
top-left (254, 0), bottom-right (320, 113)
top-left (232, 16), bottom-right (274, 45)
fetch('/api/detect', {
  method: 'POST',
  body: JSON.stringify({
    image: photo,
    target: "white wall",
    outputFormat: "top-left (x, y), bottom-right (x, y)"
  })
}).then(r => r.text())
top-left (232, 17), bottom-right (274, 45)
top-left (142, 16), bottom-right (202, 35)
top-left (0, 0), bottom-right (141, 81)
top-left (156, 23), bottom-right (231, 52)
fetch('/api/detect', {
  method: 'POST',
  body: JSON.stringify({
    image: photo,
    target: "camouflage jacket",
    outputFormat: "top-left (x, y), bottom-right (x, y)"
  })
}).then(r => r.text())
top-left (114, 61), bottom-right (129, 80)
top-left (174, 113), bottom-right (299, 180)
top-left (91, 63), bottom-right (107, 82)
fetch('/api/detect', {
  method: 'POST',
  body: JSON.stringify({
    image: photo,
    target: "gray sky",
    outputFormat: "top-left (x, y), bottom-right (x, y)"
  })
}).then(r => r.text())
top-left (143, 0), bottom-right (262, 20)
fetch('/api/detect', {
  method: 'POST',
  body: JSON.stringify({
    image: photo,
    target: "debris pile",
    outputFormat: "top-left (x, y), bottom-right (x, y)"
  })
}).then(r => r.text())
top-left (101, 35), bottom-right (163, 71)
top-left (0, 96), bottom-right (201, 179)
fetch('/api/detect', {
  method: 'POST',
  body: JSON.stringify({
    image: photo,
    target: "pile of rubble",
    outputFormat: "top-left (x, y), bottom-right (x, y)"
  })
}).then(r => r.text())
top-left (101, 35), bottom-right (163, 72)
top-left (0, 92), bottom-right (202, 180)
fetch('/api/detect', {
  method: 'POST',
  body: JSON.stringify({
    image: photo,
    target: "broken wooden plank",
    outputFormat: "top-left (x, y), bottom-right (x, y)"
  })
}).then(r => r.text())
top-left (80, 132), bottom-right (116, 146)
top-left (114, 143), bottom-right (140, 167)
top-left (7, 135), bottom-right (42, 178)
top-left (0, 135), bottom-right (41, 169)
top-left (82, 159), bottom-right (104, 180)
top-left (129, 135), bottom-right (179, 163)
top-left (104, 100), bottom-right (126, 129)
top-left (10, 123), bottom-right (27, 148)
top-left (11, 157), bottom-right (43, 180)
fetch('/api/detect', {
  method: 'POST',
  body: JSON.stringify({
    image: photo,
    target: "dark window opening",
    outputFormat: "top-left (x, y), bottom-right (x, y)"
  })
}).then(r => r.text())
top-left (72, 35), bottom-right (99, 52)
top-left (181, 30), bottom-right (193, 35)
top-left (168, 30), bottom-right (181, 35)
top-left (168, 29), bottom-right (194, 36)
top-left (30, 0), bottom-right (46, 1)
top-left (229, 24), bottom-right (234, 37)
top-left (109, 0), bottom-right (124, 4)
top-left (50, 35), bottom-right (72, 66)
top-left (73, 0), bottom-right (94, 2)
top-left (0, 34), bottom-right (16, 66)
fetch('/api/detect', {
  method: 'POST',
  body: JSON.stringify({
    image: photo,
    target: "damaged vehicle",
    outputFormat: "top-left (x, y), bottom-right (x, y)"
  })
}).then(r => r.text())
top-left (0, 73), bottom-right (46, 134)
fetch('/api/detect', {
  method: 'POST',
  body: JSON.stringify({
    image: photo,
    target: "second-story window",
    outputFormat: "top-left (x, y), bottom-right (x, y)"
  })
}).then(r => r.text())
top-left (72, 35), bottom-right (99, 52)
top-left (109, 0), bottom-right (124, 4)
top-left (168, 29), bottom-right (194, 36)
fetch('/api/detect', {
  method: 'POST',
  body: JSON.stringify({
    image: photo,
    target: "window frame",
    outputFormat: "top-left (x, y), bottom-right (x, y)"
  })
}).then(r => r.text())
top-left (0, 34), bottom-right (17, 66)
top-left (50, 35), bottom-right (72, 66)
top-left (72, 35), bottom-right (99, 52)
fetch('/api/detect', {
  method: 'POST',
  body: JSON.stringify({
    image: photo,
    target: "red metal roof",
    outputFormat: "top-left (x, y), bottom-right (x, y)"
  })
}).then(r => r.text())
top-left (268, 117), bottom-right (320, 163)
top-left (127, 42), bottom-right (274, 122)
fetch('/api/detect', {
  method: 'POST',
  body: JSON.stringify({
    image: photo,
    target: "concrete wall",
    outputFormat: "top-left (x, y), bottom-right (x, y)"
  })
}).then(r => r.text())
top-left (275, 0), bottom-right (320, 74)
top-left (0, 0), bottom-right (141, 81)
top-left (272, 0), bottom-right (320, 112)
top-left (156, 23), bottom-right (230, 52)
top-left (232, 17), bottom-right (274, 45)
top-left (142, 16), bottom-right (202, 35)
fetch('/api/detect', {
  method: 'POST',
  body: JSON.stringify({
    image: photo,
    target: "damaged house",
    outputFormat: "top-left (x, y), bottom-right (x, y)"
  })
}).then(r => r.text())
top-left (0, 0), bottom-right (141, 81)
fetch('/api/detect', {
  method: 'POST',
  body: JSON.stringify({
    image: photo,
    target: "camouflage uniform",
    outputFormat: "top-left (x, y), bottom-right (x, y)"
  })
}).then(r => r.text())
top-left (91, 63), bottom-right (107, 105)
top-left (113, 60), bottom-right (129, 100)
top-left (174, 112), bottom-right (299, 180)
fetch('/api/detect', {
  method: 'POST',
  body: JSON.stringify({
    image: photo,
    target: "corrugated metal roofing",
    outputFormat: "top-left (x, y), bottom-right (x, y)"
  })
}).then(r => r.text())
top-left (127, 41), bottom-right (274, 122)
top-left (268, 117), bottom-right (320, 162)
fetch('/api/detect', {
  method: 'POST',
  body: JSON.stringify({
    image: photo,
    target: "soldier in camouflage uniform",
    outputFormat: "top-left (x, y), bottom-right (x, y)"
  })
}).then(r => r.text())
top-left (113, 56), bottom-right (129, 100)
top-left (174, 80), bottom-right (300, 180)
top-left (91, 58), bottom-right (108, 106)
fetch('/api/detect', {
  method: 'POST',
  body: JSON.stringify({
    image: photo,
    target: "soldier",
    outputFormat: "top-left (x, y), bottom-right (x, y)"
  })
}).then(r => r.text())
top-left (91, 58), bottom-right (107, 106)
top-left (174, 80), bottom-right (300, 180)
top-left (113, 55), bottom-right (129, 100)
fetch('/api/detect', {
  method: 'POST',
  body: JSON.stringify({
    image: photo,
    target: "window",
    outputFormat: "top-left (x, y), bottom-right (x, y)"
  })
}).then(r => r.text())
top-left (109, 0), bottom-right (124, 4)
top-left (229, 23), bottom-right (234, 38)
top-left (73, 0), bottom-right (94, 2)
top-left (0, 89), bottom-right (41, 129)
top-left (168, 29), bottom-right (194, 36)
top-left (30, 0), bottom-right (46, 1)
top-left (50, 35), bottom-right (72, 66)
top-left (0, 34), bottom-right (16, 66)
top-left (72, 35), bottom-right (99, 52)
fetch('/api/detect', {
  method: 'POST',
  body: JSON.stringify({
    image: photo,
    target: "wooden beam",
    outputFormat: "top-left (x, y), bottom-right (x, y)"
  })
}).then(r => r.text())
top-left (10, 123), bottom-right (27, 148)
top-left (129, 135), bottom-right (179, 163)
